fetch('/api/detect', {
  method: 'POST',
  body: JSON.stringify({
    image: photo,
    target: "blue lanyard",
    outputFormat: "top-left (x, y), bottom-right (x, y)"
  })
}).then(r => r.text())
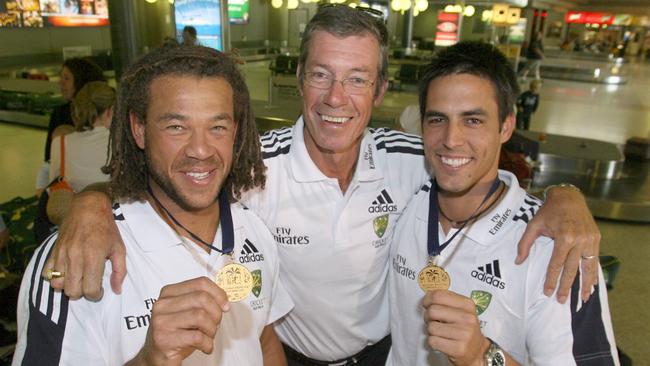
top-left (148, 187), bottom-right (235, 254)
top-left (427, 178), bottom-right (501, 257)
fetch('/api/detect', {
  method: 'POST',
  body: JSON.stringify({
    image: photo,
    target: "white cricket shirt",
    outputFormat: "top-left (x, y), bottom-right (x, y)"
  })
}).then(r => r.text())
top-left (14, 200), bottom-right (293, 365)
top-left (388, 170), bottom-right (619, 366)
top-left (241, 117), bottom-right (429, 361)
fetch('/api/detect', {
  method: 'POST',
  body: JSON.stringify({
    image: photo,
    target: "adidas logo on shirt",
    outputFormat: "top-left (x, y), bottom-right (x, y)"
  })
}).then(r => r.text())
top-left (239, 239), bottom-right (265, 264)
top-left (368, 189), bottom-right (398, 213)
top-left (471, 260), bottom-right (506, 289)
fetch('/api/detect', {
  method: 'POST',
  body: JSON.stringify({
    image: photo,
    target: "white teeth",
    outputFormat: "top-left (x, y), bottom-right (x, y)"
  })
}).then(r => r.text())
top-left (441, 156), bottom-right (471, 168)
top-left (321, 114), bottom-right (349, 124)
top-left (186, 171), bottom-right (209, 180)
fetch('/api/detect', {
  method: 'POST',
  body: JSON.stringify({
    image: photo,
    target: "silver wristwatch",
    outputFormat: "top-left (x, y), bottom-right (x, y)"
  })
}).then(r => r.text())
top-left (484, 338), bottom-right (506, 366)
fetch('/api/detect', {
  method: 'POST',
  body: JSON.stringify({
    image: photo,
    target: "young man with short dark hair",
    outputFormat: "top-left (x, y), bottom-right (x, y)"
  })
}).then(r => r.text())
top-left (389, 42), bottom-right (618, 366)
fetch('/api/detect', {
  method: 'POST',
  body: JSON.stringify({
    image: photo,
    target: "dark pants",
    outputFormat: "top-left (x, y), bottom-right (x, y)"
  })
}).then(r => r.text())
top-left (517, 113), bottom-right (532, 130)
top-left (283, 335), bottom-right (391, 366)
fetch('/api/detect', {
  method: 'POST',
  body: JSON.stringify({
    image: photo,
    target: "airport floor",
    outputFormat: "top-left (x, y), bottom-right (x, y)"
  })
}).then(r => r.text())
top-left (1, 57), bottom-right (650, 364)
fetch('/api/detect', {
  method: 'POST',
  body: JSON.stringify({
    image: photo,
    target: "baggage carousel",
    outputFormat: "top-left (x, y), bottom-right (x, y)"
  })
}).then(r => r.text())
top-left (523, 53), bottom-right (627, 84)
top-left (521, 131), bottom-right (650, 223)
top-left (539, 64), bottom-right (626, 84)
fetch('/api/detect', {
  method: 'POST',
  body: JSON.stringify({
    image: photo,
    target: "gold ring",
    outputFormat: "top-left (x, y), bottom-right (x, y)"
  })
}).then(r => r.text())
top-left (581, 255), bottom-right (597, 260)
top-left (47, 269), bottom-right (65, 280)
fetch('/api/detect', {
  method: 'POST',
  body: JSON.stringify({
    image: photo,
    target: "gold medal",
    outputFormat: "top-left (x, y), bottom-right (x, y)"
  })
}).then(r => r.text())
top-left (215, 263), bottom-right (253, 302)
top-left (418, 263), bottom-right (451, 292)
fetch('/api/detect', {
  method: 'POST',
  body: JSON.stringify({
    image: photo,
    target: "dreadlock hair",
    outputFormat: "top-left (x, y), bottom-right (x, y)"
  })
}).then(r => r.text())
top-left (105, 45), bottom-right (265, 202)
top-left (419, 41), bottom-right (520, 127)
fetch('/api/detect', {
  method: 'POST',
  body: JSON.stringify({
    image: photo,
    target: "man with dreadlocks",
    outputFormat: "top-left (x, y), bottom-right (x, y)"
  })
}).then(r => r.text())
top-left (13, 46), bottom-right (292, 365)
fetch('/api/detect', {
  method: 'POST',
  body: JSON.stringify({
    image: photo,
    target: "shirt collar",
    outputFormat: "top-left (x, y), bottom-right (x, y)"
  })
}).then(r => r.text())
top-left (289, 116), bottom-right (383, 183)
top-left (119, 199), bottom-right (244, 253)
top-left (461, 171), bottom-right (524, 245)
top-left (415, 170), bottom-right (525, 247)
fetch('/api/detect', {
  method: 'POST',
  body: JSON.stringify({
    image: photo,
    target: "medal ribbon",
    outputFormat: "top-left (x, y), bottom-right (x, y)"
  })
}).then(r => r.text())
top-left (427, 178), bottom-right (501, 257)
top-left (148, 187), bottom-right (235, 254)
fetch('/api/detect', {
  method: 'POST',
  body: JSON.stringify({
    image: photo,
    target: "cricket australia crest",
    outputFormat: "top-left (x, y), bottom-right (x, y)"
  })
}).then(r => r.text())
top-left (373, 214), bottom-right (389, 238)
top-left (251, 269), bottom-right (262, 297)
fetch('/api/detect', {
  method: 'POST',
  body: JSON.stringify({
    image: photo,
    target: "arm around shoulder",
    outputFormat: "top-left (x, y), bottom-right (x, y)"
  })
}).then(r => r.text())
top-left (42, 190), bottom-right (127, 300)
top-left (518, 184), bottom-right (600, 303)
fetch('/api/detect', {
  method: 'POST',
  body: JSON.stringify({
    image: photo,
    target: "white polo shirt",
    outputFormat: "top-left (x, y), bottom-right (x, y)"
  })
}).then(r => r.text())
top-left (388, 170), bottom-right (619, 366)
top-left (14, 200), bottom-right (293, 366)
top-left (241, 117), bottom-right (429, 360)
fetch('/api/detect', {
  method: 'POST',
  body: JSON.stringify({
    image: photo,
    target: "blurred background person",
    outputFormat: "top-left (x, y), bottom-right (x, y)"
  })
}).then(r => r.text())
top-left (181, 25), bottom-right (198, 46)
top-left (516, 79), bottom-right (542, 131)
top-left (520, 31), bottom-right (544, 81)
top-left (46, 81), bottom-right (115, 226)
top-left (35, 58), bottom-right (106, 196)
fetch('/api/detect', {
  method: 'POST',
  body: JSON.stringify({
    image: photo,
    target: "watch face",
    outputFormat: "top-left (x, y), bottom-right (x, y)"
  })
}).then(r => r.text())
top-left (493, 351), bottom-right (506, 366)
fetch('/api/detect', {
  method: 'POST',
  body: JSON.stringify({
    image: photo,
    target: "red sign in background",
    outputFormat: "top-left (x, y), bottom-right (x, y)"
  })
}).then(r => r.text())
top-left (435, 12), bottom-right (460, 46)
top-left (566, 11), bottom-right (615, 25)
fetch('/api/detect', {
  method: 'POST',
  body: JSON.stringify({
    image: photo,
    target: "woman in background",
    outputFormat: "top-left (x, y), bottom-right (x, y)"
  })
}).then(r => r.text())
top-left (35, 58), bottom-right (105, 195)
top-left (47, 81), bottom-right (115, 225)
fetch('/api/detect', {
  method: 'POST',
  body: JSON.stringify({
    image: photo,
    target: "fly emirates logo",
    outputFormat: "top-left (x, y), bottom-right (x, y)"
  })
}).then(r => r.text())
top-left (392, 254), bottom-right (417, 280)
top-left (124, 298), bottom-right (156, 331)
top-left (273, 226), bottom-right (310, 245)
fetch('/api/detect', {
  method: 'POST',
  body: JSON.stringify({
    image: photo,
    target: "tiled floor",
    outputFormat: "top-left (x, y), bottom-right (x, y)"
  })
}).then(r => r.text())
top-left (1, 55), bottom-right (649, 363)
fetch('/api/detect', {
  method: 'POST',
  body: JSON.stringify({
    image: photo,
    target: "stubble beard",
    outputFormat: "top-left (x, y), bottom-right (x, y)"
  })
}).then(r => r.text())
top-left (145, 151), bottom-right (221, 212)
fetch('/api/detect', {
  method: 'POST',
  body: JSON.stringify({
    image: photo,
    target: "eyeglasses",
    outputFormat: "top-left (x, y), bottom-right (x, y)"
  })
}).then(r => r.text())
top-left (303, 71), bottom-right (375, 95)
top-left (317, 3), bottom-right (385, 20)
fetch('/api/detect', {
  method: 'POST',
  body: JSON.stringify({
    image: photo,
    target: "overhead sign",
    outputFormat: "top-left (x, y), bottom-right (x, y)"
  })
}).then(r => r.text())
top-left (566, 11), bottom-right (614, 25)
top-left (0, 0), bottom-right (109, 28)
top-left (228, 0), bottom-right (249, 24)
top-left (435, 11), bottom-right (459, 46)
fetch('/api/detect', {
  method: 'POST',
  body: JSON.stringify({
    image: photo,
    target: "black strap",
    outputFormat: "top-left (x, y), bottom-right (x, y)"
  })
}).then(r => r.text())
top-left (148, 187), bottom-right (234, 254)
top-left (427, 178), bottom-right (501, 257)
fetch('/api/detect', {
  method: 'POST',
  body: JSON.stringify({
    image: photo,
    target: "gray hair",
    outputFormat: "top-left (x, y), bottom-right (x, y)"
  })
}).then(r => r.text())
top-left (298, 5), bottom-right (389, 96)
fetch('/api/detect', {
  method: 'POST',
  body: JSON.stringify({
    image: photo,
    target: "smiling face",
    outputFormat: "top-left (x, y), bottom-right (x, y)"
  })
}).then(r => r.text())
top-left (423, 73), bottom-right (514, 197)
top-left (299, 30), bottom-right (388, 159)
top-left (131, 75), bottom-right (236, 214)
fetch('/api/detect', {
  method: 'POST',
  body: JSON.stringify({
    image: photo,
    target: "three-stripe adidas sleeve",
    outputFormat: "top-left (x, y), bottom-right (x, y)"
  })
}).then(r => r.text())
top-left (524, 238), bottom-right (619, 366)
top-left (569, 267), bottom-right (619, 366)
top-left (13, 235), bottom-right (108, 366)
